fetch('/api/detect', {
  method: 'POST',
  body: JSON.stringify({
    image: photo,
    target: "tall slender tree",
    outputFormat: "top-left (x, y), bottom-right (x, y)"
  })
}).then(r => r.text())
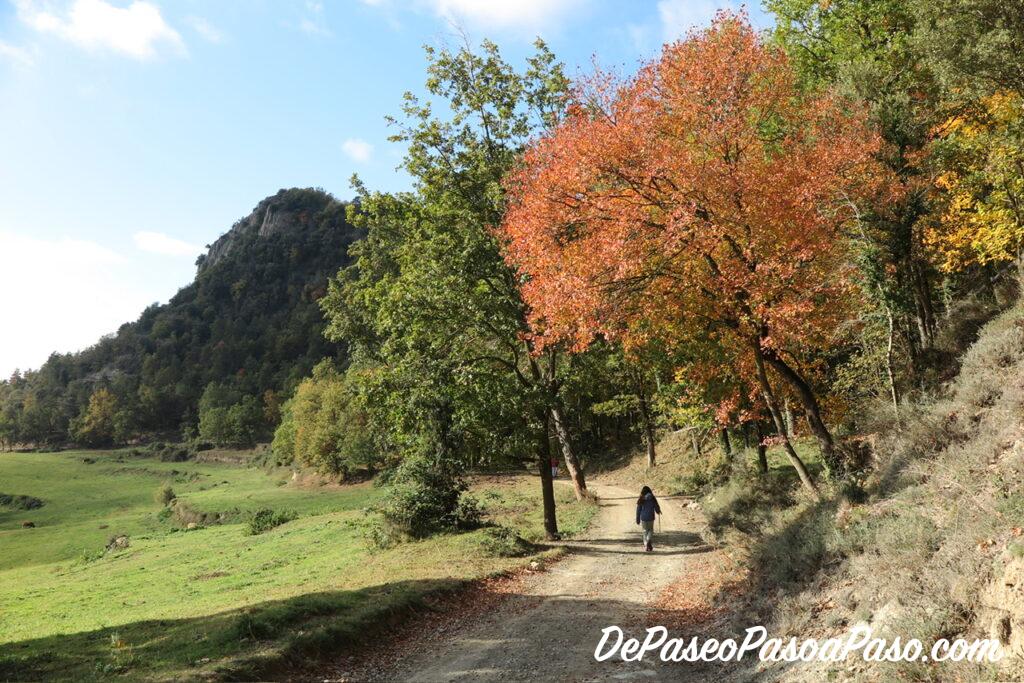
top-left (322, 39), bottom-right (591, 537)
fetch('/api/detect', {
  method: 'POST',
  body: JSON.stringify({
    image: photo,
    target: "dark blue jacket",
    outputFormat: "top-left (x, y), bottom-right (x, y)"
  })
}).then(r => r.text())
top-left (636, 493), bottom-right (661, 524)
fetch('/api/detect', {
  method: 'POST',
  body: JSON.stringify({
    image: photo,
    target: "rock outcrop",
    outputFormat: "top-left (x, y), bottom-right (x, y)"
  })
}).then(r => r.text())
top-left (197, 188), bottom-right (331, 274)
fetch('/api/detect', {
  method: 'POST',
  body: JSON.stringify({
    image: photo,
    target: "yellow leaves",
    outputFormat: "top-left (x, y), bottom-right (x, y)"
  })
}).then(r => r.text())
top-left (934, 170), bottom-right (958, 192)
top-left (928, 91), bottom-right (1024, 272)
top-left (983, 91), bottom-right (1023, 125)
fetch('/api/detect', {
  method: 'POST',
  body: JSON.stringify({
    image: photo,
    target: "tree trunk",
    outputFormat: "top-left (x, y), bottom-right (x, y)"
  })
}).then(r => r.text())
top-left (905, 312), bottom-right (924, 373)
top-left (753, 343), bottom-right (818, 496)
top-left (760, 346), bottom-right (843, 479)
top-left (644, 425), bottom-right (657, 468)
top-left (549, 403), bottom-right (587, 500)
top-left (528, 348), bottom-right (587, 501)
top-left (718, 427), bottom-right (732, 457)
top-left (883, 302), bottom-right (901, 428)
top-left (537, 419), bottom-right (559, 540)
top-left (754, 420), bottom-right (768, 474)
top-left (637, 388), bottom-right (657, 468)
top-left (782, 398), bottom-right (795, 437)
top-left (913, 258), bottom-right (936, 347)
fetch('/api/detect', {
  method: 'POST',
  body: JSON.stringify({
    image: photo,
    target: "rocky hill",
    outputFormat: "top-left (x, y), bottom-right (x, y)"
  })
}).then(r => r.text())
top-left (0, 188), bottom-right (362, 445)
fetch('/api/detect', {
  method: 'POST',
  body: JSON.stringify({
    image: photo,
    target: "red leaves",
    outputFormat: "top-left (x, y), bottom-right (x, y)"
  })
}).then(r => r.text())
top-left (500, 12), bottom-right (886, 401)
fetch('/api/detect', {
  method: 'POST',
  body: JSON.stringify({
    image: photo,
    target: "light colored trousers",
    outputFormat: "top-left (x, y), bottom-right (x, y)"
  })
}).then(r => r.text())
top-left (640, 519), bottom-right (655, 546)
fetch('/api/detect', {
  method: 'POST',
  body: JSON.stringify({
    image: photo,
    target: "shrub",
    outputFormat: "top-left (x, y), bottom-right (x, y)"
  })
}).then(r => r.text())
top-left (154, 484), bottom-right (176, 506)
top-left (145, 442), bottom-right (194, 462)
top-left (366, 523), bottom-right (401, 550)
top-left (169, 499), bottom-right (224, 527)
top-left (247, 508), bottom-right (296, 535)
top-left (479, 526), bottom-right (534, 557)
top-left (375, 456), bottom-right (473, 540)
top-left (0, 493), bottom-right (44, 510)
top-left (453, 493), bottom-right (484, 531)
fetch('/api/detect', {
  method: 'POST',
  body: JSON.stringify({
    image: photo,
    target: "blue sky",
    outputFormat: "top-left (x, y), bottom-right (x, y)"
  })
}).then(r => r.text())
top-left (0, 0), bottom-right (771, 378)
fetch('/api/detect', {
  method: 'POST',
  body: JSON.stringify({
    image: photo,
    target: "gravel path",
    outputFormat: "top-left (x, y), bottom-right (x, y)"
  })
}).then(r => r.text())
top-left (386, 482), bottom-right (718, 682)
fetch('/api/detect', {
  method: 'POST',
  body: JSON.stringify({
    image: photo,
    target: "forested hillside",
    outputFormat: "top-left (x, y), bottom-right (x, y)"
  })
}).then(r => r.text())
top-left (0, 188), bottom-right (361, 448)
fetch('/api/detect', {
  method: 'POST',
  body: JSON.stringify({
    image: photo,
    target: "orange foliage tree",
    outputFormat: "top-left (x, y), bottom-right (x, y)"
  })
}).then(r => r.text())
top-left (500, 14), bottom-right (885, 491)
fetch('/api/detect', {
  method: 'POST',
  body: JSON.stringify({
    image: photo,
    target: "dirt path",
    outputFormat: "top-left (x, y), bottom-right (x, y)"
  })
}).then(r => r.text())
top-left (374, 482), bottom-right (720, 682)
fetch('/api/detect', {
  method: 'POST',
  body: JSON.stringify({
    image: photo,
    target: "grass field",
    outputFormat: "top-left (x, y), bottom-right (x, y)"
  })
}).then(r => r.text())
top-left (0, 450), bottom-right (596, 681)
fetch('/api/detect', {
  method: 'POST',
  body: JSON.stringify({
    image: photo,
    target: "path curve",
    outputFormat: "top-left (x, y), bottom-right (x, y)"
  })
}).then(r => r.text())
top-left (389, 482), bottom-right (714, 682)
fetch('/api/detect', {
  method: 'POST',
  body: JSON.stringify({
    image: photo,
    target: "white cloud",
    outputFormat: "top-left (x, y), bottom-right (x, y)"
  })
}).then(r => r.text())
top-left (426, 0), bottom-right (585, 33)
top-left (0, 231), bottom-right (155, 377)
top-left (133, 231), bottom-right (201, 256)
top-left (15, 0), bottom-right (185, 60)
top-left (186, 16), bottom-right (224, 44)
top-left (298, 0), bottom-right (331, 36)
top-left (0, 40), bottom-right (35, 67)
top-left (341, 138), bottom-right (374, 163)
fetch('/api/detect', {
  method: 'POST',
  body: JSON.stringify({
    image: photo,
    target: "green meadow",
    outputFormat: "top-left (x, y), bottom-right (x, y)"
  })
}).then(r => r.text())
top-left (0, 450), bottom-right (595, 681)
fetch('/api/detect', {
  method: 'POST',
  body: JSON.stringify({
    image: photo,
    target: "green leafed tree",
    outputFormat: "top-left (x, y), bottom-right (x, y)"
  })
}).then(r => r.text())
top-left (911, 0), bottom-right (1024, 98)
top-left (197, 383), bottom-right (265, 447)
top-left (321, 39), bottom-right (586, 538)
top-left (271, 361), bottom-right (377, 477)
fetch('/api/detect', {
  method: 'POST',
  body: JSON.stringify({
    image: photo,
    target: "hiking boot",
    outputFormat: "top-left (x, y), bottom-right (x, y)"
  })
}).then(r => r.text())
top-left (645, 541), bottom-right (653, 552)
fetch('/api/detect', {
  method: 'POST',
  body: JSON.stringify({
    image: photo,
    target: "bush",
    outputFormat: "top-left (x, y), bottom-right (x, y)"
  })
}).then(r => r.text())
top-left (247, 508), bottom-right (296, 535)
top-left (375, 456), bottom-right (475, 540)
top-left (0, 493), bottom-right (44, 510)
top-left (154, 484), bottom-right (176, 506)
top-left (479, 526), bottom-right (534, 557)
top-left (145, 442), bottom-right (194, 462)
top-left (453, 494), bottom-right (484, 530)
top-left (168, 499), bottom-right (232, 527)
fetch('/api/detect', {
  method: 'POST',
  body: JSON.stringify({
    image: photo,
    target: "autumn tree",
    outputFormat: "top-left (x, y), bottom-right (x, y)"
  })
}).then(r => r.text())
top-left (271, 361), bottom-right (378, 477)
top-left (71, 388), bottom-right (128, 447)
top-left (926, 93), bottom-right (1024, 276)
top-left (501, 14), bottom-right (885, 490)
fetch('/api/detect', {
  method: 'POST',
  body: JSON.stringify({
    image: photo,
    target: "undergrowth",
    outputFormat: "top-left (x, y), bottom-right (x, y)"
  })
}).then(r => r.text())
top-left (703, 295), bottom-right (1024, 681)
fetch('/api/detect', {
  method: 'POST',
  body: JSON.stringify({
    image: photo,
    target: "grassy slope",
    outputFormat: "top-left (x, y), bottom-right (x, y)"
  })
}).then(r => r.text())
top-left (700, 298), bottom-right (1024, 681)
top-left (0, 451), bottom-right (596, 681)
top-left (597, 425), bottom-right (826, 503)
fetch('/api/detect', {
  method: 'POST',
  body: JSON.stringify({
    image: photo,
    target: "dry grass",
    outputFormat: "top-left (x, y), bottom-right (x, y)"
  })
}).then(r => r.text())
top-left (701, 295), bottom-right (1024, 681)
top-left (595, 429), bottom-right (731, 497)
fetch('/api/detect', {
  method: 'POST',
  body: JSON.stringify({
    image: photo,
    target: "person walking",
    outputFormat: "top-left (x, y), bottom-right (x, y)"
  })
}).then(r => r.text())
top-left (635, 485), bottom-right (662, 552)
